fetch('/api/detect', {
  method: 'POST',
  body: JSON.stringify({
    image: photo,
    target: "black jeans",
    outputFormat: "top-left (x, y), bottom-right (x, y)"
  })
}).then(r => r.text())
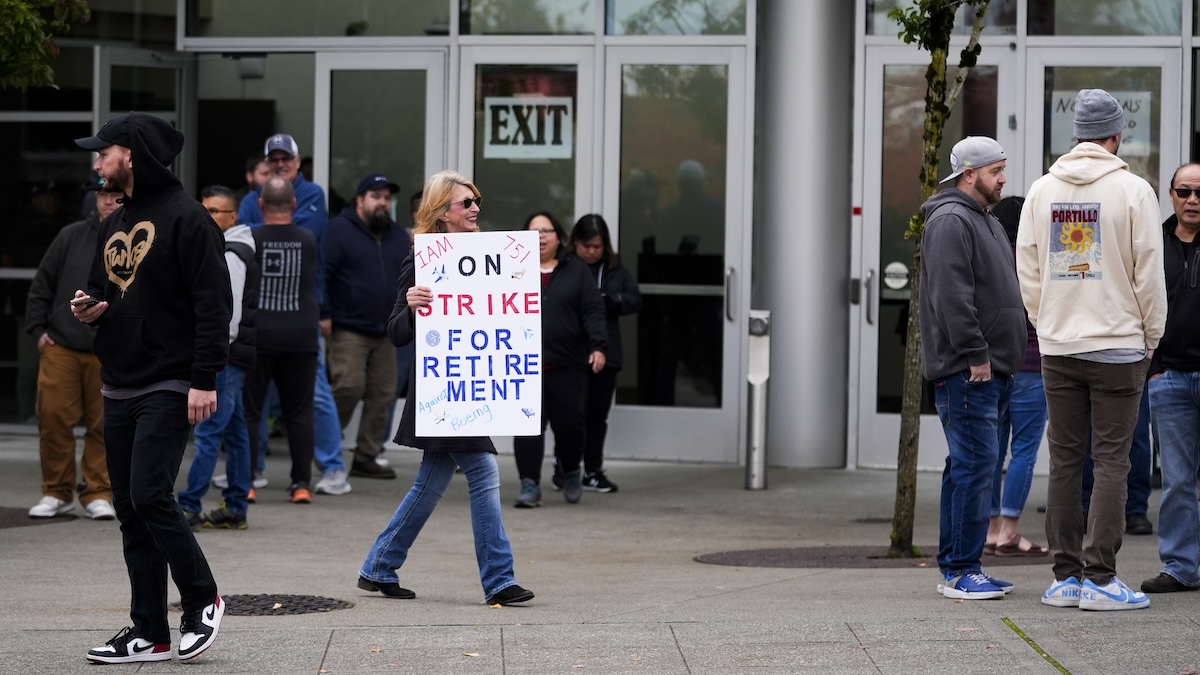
top-left (514, 367), bottom-right (587, 484)
top-left (105, 390), bottom-right (217, 643)
top-left (584, 366), bottom-right (620, 474)
top-left (245, 351), bottom-right (317, 487)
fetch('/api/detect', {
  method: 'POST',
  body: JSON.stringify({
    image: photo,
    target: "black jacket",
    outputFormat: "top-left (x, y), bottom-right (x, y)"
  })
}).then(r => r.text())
top-left (86, 112), bottom-right (232, 391)
top-left (580, 257), bottom-right (640, 370)
top-left (1152, 214), bottom-right (1200, 374)
top-left (541, 249), bottom-right (607, 369)
top-left (224, 231), bottom-right (260, 370)
top-left (26, 211), bottom-right (101, 352)
top-left (388, 252), bottom-right (496, 454)
top-left (323, 206), bottom-right (410, 337)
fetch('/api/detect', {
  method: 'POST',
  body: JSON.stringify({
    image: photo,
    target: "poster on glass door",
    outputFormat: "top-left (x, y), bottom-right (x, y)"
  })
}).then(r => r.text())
top-left (483, 96), bottom-right (574, 159)
top-left (1049, 90), bottom-right (1151, 157)
top-left (411, 231), bottom-right (542, 437)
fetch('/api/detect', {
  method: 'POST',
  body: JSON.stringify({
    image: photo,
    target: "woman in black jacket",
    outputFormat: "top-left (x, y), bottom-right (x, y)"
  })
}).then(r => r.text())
top-left (567, 214), bottom-right (641, 492)
top-left (512, 211), bottom-right (607, 507)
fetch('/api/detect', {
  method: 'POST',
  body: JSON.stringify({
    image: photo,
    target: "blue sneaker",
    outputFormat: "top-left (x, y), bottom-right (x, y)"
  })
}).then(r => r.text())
top-left (942, 573), bottom-right (1005, 600)
top-left (1041, 576), bottom-right (1082, 607)
top-left (1079, 577), bottom-right (1149, 611)
top-left (984, 574), bottom-right (1014, 595)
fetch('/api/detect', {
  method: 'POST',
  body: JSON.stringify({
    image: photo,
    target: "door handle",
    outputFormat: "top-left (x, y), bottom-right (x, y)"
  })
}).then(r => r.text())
top-left (725, 267), bottom-right (734, 322)
top-left (865, 269), bottom-right (875, 325)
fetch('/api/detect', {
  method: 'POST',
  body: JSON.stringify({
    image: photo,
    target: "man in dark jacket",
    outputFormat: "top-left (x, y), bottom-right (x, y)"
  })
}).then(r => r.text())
top-left (25, 187), bottom-right (121, 520)
top-left (72, 112), bottom-right (230, 663)
top-left (324, 174), bottom-right (410, 480)
top-left (1140, 162), bottom-right (1200, 594)
top-left (919, 136), bottom-right (1026, 601)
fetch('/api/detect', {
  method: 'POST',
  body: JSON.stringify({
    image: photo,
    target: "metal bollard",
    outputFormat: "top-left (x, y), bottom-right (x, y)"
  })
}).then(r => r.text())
top-left (746, 309), bottom-right (771, 490)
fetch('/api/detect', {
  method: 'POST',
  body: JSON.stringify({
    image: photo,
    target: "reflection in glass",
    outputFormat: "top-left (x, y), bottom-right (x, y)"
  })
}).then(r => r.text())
top-left (866, 0), bottom-right (1015, 36)
top-left (1029, 0), bottom-right (1180, 36)
top-left (607, 0), bottom-right (745, 36)
top-left (0, 47), bottom-right (93, 112)
top-left (1040, 68), bottom-right (1161, 188)
top-left (0, 122), bottom-right (94, 425)
top-left (618, 65), bottom-right (727, 408)
top-left (329, 70), bottom-right (427, 222)
top-left (462, 0), bottom-right (593, 34)
top-left (110, 66), bottom-right (178, 113)
top-left (876, 66), bottom-right (998, 414)
top-left (186, 0), bottom-right (448, 37)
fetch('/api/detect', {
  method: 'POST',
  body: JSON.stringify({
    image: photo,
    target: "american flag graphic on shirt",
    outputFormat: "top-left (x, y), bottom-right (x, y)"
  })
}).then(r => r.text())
top-left (258, 240), bottom-right (304, 311)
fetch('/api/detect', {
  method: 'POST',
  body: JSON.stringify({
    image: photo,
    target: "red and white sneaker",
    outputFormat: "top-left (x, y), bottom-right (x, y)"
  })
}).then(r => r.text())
top-left (178, 595), bottom-right (224, 660)
top-left (85, 626), bottom-right (171, 664)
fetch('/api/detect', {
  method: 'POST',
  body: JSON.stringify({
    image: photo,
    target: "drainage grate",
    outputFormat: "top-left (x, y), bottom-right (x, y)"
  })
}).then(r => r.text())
top-left (170, 594), bottom-right (354, 616)
top-left (852, 517), bottom-right (893, 524)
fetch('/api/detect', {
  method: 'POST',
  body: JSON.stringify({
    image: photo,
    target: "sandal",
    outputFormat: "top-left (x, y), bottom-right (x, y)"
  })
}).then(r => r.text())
top-left (994, 536), bottom-right (1049, 557)
top-left (983, 542), bottom-right (997, 555)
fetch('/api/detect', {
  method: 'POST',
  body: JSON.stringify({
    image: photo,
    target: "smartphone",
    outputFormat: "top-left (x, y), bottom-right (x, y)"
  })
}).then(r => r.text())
top-left (70, 295), bottom-right (99, 308)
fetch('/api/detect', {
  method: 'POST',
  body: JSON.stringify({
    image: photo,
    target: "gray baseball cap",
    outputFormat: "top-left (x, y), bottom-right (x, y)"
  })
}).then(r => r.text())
top-left (940, 136), bottom-right (1007, 184)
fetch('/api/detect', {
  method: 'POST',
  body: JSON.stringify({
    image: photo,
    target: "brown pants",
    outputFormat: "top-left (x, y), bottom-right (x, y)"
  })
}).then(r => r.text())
top-left (327, 330), bottom-right (396, 463)
top-left (1042, 355), bottom-right (1147, 584)
top-left (36, 343), bottom-right (109, 503)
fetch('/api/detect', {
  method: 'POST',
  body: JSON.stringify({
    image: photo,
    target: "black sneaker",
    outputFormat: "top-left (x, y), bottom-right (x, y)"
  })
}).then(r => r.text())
top-left (184, 510), bottom-right (204, 531)
top-left (178, 595), bottom-right (224, 660)
top-left (1126, 513), bottom-right (1153, 535)
top-left (487, 584), bottom-right (535, 606)
top-left (551, 461), bottom-right (564, 491)
top-left (1141, 572), bottom-right (1199, 593)
top-left (351, 459), bottom-right (397, 479)
top-left (201, 505), bottom-right (248, 530)
top-left (86, 627), bottom-right (171, 664)
top-left (582, 471), bottom-right (618, 493)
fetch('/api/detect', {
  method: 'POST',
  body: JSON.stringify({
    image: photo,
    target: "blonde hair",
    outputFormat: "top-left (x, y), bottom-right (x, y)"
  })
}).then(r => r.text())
top-left (414, 170), bottom-right (480, 235)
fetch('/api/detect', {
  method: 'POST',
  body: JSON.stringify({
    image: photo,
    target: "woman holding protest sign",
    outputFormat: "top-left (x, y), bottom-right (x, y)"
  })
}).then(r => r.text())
top-left (357, 170), bottom-right (534, 607)
top-left (565, 214), bottom-right (641, 493)
top-left (512, 211), bottom-right (608, 508)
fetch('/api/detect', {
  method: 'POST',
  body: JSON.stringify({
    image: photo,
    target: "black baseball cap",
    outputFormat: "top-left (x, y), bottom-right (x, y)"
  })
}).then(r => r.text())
top-left (76, 115), bottom-right (132, 151)
top-left (356, 174), bottom-right (400, 196)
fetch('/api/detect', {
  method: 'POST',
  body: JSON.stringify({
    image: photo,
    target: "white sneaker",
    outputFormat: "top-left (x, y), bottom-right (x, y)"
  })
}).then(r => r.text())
top-left (252, 472), bottom-right (268, 489)
top-left (1079, 576), bottom-right (1150, 611)
top-left (1042, 576), bottom-right (1082, 607)
top-left (315, 469), bottom-right (352, 496)
top-left (211, 473), bottom-right (228, 489)
top-left (375, 456), bottom-right (391, 468)
top-left (29, 495), bottom-right (74, 518)
top-left (85, 499), bottom-right (117, 520)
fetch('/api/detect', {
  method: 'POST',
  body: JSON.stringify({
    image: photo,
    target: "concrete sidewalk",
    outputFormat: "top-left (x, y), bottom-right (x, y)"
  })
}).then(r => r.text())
top-left (0, 432), bottom-right (1194, 674)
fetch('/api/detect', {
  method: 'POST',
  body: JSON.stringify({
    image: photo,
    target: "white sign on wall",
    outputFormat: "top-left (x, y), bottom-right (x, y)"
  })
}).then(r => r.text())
top-left (412, 231), bottom-right (542, 437)
top-left (483, 96), bottom-right (574, 160)
top-left (1050, 90), bottom-right (1151, 157)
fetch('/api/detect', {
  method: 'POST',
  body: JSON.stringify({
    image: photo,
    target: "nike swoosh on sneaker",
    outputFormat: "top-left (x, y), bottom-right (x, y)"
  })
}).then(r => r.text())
top-left (131, 643), bottom-right (153, 654)
top-left (1090, 585), bottom-right (1134, 602)
top-left (204, 607), bottom-right (216, 621)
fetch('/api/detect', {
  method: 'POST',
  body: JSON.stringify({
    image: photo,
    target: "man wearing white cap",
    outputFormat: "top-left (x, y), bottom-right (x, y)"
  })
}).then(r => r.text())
top-left (920, 135), bottom-right (1026, 601)
top-left (1017, 88), bottom-right (1166, 611)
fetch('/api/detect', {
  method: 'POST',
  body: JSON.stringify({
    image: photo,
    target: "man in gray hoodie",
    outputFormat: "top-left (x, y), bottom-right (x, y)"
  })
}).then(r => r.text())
top-left (919, 135), bottom-right (1027, 601)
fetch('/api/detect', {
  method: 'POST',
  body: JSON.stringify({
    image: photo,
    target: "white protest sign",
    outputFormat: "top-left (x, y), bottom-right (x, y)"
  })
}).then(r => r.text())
top-left (482, 96), bottom-right (574, 160)
top-left (412, 231), bottom-right (542, 437)
top-left (1049, 90), bottom-right (1151, 157)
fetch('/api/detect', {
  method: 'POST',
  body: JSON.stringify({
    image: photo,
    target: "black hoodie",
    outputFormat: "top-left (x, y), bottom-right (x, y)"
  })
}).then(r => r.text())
top-left (86, 112), bottom-right (233, 391)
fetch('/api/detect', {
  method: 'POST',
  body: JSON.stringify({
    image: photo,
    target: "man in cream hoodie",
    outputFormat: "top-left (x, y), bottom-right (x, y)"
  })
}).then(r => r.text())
top-left (1017, 88), bottom-right (1166, 611)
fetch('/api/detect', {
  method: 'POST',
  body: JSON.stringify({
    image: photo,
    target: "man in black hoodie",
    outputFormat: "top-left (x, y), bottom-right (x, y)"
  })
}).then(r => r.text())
top-left (72, 112), bottom-right (230, 664)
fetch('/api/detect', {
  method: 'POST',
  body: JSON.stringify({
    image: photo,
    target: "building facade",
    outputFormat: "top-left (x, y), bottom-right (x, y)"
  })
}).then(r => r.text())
top-left (0, 0), bottom-right (1190, 471)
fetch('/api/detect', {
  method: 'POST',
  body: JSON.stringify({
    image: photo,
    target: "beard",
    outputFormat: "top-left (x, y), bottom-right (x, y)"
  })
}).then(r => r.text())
top-left (102, 162), bottom-right (132, 194)
top-left (366, 206), bottom-right (391, 234)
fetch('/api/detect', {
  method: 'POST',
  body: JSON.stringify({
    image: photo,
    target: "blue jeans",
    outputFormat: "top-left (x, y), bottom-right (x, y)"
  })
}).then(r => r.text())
top-left (1148, 370), bottom-right (1200, 586)
top-left (314, 335), bottom-right (345, 473)
top-left (179, 365), bottom-right (251, 515)
top-left (1082, 385), bottom-right (1152, 516)
top-left (934, 371), bottom-right (1011, 577)
top-left (359, 451), bottom-right (518, 600)
top-left (991, 371), bottom-right (1046, 518)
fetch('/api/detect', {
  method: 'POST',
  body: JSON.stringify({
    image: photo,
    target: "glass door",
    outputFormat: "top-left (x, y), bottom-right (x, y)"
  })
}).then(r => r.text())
top-left (314, 51), bottom-right (447, 219)
top-left (853, 45), bottom-right (1018, 469)
top-left (1022, 48), bottom-right (1181, 217)
top-left (600, 47), bottom-right (749, 464)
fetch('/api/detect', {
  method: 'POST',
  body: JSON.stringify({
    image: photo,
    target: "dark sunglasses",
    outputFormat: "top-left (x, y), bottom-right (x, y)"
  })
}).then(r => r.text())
top-left (453, 197), bottom-right (482, 209)
top-left (1174, 188), bottom-right (1200, 199)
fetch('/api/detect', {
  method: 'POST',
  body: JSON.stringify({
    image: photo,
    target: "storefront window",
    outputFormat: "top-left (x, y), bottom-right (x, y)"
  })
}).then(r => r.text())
top-left (1029, 0), bottom-right (1180, 36)
top-left (606, 0), bottom-right (745, 36)
top-left (461, 0), bottom-right (594, 35)
top-left (866, 0), bottom-right (1015, 36)
top-left (0, 46), bottom-right (92, 112)
top-left (186, 0), bottom-right (448, 37)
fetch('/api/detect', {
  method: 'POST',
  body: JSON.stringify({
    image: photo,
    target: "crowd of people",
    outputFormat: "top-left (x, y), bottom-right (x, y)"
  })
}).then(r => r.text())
top-left (922, 88), bottom-right (1200, 611)
top-left (21, 115), bottom-right (643, 663)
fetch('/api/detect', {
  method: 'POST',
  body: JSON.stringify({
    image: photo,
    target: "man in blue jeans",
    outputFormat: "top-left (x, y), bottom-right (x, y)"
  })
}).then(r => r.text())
top-left (919, 136), bottom-right (1027, 600)
top-left (1141, 162), bottom-right (1200, 594)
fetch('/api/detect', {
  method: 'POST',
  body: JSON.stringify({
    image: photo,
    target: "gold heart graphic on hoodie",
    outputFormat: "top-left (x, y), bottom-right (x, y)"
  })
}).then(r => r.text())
top-left (104, 221), bottom-right (156, 296)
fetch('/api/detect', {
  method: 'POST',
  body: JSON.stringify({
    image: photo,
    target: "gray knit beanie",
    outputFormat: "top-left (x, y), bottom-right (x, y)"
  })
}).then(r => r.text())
top-left (1073, 89), bottom-right (1125, 141)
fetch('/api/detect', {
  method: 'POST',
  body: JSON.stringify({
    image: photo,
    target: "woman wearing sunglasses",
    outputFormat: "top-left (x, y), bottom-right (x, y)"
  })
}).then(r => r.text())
top-left (357, 170), bottom-right (534, 607)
